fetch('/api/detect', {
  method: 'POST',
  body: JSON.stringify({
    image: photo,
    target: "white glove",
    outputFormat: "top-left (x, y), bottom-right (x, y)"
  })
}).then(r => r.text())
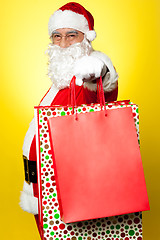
top-left (73, 56), bottom-right (106, 82)
top-left (19, 181), bottom-right (38, 215)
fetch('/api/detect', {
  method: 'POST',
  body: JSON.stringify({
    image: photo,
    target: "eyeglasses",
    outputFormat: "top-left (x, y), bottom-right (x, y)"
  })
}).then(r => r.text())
top-left (51, 31), bottom-right (79, 43)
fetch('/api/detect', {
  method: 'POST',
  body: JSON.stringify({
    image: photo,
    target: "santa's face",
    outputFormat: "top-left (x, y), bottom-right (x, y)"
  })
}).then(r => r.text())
top-left (47, 28), bottom-right (92, 90)
top-left (50, 28), bottom-right (84, 48)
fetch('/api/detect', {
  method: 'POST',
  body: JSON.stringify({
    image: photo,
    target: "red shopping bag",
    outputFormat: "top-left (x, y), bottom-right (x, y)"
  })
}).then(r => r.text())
top-left (48, 77), bottom-right (150, 223)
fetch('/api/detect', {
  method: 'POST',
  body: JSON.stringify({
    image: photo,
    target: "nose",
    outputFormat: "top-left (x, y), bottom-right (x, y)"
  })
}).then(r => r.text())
top-left (59, 37), bottom-right (70, 48)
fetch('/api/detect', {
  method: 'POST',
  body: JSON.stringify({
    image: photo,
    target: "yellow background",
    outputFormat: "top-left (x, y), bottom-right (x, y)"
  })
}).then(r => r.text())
top-left (0, 0), bottom-right (159, 239)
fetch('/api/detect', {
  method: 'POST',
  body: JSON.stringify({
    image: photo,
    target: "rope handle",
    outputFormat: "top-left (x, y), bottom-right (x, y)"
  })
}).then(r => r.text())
top-left (69, 76), bottom-right (78, 120)
top-left (97, 76), bottom-right (107, 116)
top-left (69, 76), bottom-right (107, 120)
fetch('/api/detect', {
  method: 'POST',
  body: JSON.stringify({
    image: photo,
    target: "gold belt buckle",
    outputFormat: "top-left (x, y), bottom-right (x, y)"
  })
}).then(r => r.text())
top-left (23, 155), bottom-right (30, 184)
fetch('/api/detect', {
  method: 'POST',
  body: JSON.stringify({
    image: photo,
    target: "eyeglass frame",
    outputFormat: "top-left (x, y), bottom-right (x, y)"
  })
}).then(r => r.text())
top-left (50, 30), bottom-right (84, 44)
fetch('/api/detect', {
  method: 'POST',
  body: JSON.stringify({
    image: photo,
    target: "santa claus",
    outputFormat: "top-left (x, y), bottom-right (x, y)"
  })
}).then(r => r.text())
top-left (20, 1), bottom-right (118, 236)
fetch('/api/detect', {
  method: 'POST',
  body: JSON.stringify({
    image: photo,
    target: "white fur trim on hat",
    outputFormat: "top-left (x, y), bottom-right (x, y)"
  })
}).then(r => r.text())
top-left (48, 10), bottom-right (96, 41)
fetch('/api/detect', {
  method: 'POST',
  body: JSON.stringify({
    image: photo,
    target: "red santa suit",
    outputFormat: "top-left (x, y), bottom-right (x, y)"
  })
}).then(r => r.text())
top-left (19, 2), bottom-right (118, 238)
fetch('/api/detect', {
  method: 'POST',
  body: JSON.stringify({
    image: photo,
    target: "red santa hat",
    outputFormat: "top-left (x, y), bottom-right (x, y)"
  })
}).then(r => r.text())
top-left (48, 2), bottom-right (96, 42)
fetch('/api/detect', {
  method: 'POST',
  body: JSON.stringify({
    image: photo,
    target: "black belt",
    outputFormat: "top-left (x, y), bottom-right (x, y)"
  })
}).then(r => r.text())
top-left (23, 155), bottom-right (37, 184)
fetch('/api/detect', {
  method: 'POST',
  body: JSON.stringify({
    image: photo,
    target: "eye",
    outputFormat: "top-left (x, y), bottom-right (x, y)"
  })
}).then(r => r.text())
top-left (52, 34), bottom-right (61, 41)
top-left (54, 34), bottom-right (61, 38)
top-left (67, 33), bottom-right (78, 40)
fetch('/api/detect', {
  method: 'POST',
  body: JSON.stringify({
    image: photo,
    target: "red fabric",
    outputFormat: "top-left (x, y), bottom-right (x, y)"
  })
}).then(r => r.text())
top-left (51, 85), bottom-right (118, 106)
top-left (29, 135), bottom-right (38, 197)
top-left (59, 2), bottom-right (94, 30)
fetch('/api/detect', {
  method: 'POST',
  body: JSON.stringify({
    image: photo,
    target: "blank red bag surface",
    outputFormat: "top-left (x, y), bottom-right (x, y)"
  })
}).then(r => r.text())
top-left (48, 106), bottom-right (150, 223)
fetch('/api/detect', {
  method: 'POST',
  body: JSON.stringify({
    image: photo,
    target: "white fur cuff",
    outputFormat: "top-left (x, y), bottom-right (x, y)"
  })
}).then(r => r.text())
top-left (19, 181), bottom-right (38, 215)
top-left (20, 190), bottom-right (38, 215)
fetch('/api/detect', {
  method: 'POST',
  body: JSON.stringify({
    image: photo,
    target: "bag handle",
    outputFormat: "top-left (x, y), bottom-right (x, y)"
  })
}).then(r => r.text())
top-left (69, 76), bottom-right (107, 120)
top-left (97, 77), bottom-right (107, 116)
top-left (69, 76), bottom-right (78, 120)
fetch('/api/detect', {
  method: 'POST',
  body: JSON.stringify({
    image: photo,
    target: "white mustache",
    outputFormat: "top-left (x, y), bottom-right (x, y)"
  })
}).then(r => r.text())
top-left (46, 37), bottom-right (93, 90)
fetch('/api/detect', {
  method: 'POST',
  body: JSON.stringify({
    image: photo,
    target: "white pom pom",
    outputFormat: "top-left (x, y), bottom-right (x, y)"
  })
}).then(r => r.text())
top-left (85, 30), bottom-right (96, 41)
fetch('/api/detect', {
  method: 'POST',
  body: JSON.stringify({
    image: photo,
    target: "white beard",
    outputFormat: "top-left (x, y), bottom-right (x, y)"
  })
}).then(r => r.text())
top-left (46, 37), bottom-right (93, 90)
